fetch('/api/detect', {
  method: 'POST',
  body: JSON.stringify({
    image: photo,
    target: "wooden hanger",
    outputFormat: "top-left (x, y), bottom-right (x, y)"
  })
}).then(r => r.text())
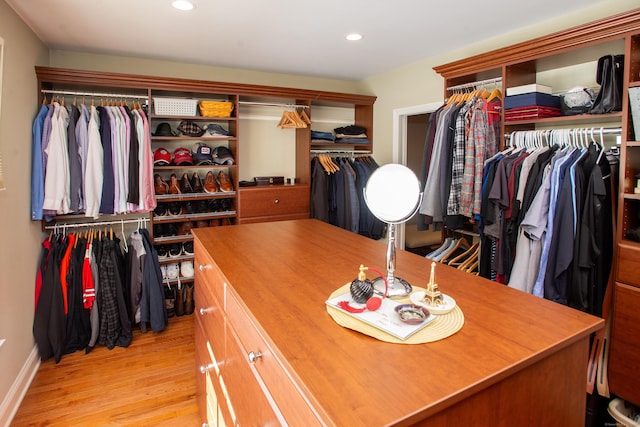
top-left (440, 237), bottom-right (470, 264)
top-left (447, 241), bottom-right (479, 267)
top-left (487, 88), bottom-right (502, 101)
top-left (458, 245), bottom-right (480, 271)
top-left (300, 108), bottom-right (311, 125)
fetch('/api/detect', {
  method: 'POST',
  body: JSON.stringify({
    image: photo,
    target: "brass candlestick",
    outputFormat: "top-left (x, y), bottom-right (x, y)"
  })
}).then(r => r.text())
top-left (423, 262), bottom-right (443, 307)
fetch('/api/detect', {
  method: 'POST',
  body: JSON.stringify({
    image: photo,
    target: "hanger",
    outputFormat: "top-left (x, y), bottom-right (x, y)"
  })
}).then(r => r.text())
top-left (487, 87), bottom-right (502, 101)
top-left (596, 127), bottom-right (605, 164)
top-left (299, 108), bottom-right (311, 125)
top-left (447, 242), bottom-right (479, 268)
top-left (121, 220), bottom-right (128, 252)
top-left (440, 237), bottom-right (470, 264)
top-left (458, 245), bottom-right (480, 271)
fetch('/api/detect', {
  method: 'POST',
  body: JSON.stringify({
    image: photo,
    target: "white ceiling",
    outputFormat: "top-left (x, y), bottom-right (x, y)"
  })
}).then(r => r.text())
top-left (7, 0), bottom-right (603, 81)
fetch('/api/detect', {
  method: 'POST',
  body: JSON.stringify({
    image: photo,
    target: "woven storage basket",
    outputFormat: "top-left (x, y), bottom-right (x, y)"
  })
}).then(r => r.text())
top-left (199, 101), bottom-right (234, 118)
top-left (154, 97), bottom-right (198, 116)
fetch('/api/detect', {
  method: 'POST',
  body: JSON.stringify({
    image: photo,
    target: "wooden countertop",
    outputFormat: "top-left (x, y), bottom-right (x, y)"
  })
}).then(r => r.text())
top-left (193, 219), bottom-right (603, 426)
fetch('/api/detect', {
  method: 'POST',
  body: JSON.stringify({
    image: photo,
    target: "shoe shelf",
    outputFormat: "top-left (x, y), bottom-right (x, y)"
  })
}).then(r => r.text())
top-left (153, 211), bottom-right (237, 224)
top-left (163, 277), bottom-right (195, 286)
top-left (155, 191), bottom-right (237, 202)
top-left (153, 234), bottom-right (195, 244)
top-left (159, 254), bottom-right (195, 265)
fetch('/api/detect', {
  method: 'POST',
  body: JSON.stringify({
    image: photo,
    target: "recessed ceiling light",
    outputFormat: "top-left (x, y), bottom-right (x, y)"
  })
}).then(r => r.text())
top-left (172, 1), bottom-right (194, 11)
top-left (346, 33), bottom-right (363, 41)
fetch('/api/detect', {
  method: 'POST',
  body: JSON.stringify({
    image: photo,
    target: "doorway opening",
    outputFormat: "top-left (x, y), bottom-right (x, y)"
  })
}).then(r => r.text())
top-left (392, 102), bottom-right (442, 255)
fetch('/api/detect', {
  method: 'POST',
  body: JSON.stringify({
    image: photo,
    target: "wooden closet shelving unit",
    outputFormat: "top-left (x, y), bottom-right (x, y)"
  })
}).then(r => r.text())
top-left (433, 7), bottom-right (640, 407)
top-left (35, 66), bottom-right (376, 247)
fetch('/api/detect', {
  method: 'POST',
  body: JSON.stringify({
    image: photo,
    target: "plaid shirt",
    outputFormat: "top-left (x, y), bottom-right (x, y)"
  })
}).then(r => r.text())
top-left (460, 99), bottom-right (498, 218)
top-left (447, 102), bottom-right (472, 215)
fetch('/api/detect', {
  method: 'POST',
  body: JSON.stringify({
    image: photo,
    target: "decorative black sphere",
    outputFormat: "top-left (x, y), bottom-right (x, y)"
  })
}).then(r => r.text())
top-left (350, 278), bottom-right (374, 304)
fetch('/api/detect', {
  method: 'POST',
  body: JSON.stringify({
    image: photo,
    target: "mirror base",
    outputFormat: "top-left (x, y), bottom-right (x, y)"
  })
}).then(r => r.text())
top-left (372, 276), bottom-right (412, 298)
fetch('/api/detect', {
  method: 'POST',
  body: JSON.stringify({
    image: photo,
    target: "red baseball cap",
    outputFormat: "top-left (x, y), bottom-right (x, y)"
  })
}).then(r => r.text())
top-left (153, 148), bottom-right (171, 166)
top-left (173, 147), bottom-right (194, 166)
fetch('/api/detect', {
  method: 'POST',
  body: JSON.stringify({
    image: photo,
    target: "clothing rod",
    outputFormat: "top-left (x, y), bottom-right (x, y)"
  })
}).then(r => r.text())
top-left (44, 217), bottom-right (150, 231)
top-left (447, 77), bottom-right (502, 92)
top-left (41, 89), bottom-right (148, 100)
top-left (505, 127), bottom-right (622, 137)
top-left (311, 149), bottom-right (372, 155)
top-left (238, 101), bottom-right (309, 109)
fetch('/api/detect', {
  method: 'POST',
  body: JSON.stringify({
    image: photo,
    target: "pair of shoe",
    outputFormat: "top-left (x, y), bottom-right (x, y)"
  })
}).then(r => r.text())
top-left (154, 174), bottom-right (169, 195)
top-left (162, 261), bottom-right (194, 279)
top-left (154, 202), bottom-right (183, 217)
top-left (179, 172), bottom-right (205, 193)
top-left (157, 241), bottom-right (194, 259)
top-left (163, 263), bottom-right (180, 280)
top-left (169, 174), bottom-right (181, 194)
top-left (204, 171), bottom-right (234, 193)
top-left (154, 223), bottom-right (178, 238)
top-left (174, 282), bottom-right (195, 316)
top-left (164, 282), bottom-right (195, 317)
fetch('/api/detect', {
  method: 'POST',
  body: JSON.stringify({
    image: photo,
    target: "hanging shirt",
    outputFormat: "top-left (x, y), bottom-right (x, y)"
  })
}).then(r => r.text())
top-left (43, 102), bottom-right (71, 214)
top-left (85, 106), bottom-right (103, 219)
top-left (75, 103), bottom-right (90, 211)
top-left (137, 108), bottom-right (156, 212)
top-left (31, 104), bottom-right (49, 220)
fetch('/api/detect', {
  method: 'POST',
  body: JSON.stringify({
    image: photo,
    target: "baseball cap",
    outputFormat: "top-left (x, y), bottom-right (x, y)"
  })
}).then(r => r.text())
top-left (173, 147), bottom-right (193, 166)
top-left (212, 146), bottom-right (235, 165)
top-left (154, 148), bottom-right (171, 166)
top-left (192, 143), bottom-right (214, 165)
top-left (203, 123), bottom-right (231, 136)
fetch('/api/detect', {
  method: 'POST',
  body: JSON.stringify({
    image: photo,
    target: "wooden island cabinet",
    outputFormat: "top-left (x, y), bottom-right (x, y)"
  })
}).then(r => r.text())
top-left (193, 219), bottom-right (602, 426)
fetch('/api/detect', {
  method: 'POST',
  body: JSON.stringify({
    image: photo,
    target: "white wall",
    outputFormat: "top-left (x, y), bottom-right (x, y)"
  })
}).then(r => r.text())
top-left (0, 1), bottom-right (49, 424)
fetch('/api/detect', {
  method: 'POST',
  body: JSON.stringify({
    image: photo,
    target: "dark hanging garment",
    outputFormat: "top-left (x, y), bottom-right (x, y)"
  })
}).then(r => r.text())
top-left (139, 228), bottom-right (168, 332)
top-left (124, 105), bottom-right (140, 205)
top-left (97, 106), bottom-right (114, 215)
top-left (64, 236), bottom-right (92, 354)
top-left (33, 236), bottom-right (66, 363)
top-left (310, 157), bottom-right (330, 222)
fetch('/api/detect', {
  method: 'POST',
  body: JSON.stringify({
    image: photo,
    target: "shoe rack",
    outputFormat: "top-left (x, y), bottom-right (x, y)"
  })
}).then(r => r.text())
top-left (150, 91), bottom-right (239, 288)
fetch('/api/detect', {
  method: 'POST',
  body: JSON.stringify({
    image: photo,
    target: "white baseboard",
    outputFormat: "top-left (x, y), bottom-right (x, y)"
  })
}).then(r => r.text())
top-left (0, 346), bottom-right (40, 427)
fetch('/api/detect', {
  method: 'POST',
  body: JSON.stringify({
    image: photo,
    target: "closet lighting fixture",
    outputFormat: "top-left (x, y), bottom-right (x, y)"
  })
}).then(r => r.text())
top-left (346, 33), bottom-right (363, 41)
top-left (172, 1), bottom-right (194, 11)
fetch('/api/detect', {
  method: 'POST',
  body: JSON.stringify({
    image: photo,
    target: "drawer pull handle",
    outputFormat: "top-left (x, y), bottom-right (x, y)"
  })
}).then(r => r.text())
top-left (200, 362), bottom-right (217, 373)
top-left (199, 264), bottom-right (211, 271)
top-left (248, 351), bottom-right (263, 364)
top-left (273, 199), bottom-right (280, 205)
top-left (199, 307), bottom-right (212, 315)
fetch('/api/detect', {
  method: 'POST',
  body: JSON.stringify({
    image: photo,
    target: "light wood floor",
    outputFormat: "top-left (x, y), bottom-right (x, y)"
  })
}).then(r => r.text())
top-left (11, 315), bottom-right (200, 426)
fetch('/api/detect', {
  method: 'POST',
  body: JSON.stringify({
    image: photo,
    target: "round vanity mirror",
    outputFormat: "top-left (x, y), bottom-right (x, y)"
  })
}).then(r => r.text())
top-left (364, 164), bottom-right (422, 297)
top-left (364, 163), bottom-right (422, 224)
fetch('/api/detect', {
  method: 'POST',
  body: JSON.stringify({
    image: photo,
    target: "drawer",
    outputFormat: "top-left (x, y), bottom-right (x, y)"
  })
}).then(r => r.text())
top-left (239, 185), bottom-right (309, 219)
top-left (195, 288), bottom-right (225, 377)
top-left (194, 238), bottom-right (226, 304)
top-left (609, 282), bottom-right (640, 406)
top-left (616, 242), bottom-right (640, 287)
top-left (196, 316), bottom-right (232, 427)
top-left (225, 288), bottom-right (320, 425)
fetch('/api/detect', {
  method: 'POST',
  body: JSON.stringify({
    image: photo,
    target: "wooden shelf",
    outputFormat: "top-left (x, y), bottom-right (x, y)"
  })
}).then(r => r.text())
top-left (152, 211), bottom-right (237, 224)
top-left (503, 112), bottom-right (623, 127)
top-left (156, 192), bottom-right (237, 202)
